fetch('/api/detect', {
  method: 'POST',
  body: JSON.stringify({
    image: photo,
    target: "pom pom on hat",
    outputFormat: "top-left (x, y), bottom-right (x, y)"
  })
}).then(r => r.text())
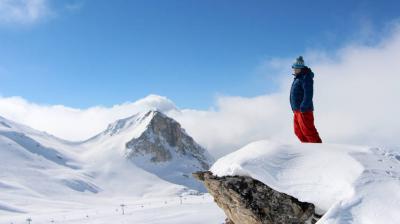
top-left (292, 56), bottom-right (305, 69)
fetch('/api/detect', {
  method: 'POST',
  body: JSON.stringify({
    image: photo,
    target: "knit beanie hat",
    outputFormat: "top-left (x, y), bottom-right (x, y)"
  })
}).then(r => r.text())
top-left (292, 56), bottom-right (305, 69)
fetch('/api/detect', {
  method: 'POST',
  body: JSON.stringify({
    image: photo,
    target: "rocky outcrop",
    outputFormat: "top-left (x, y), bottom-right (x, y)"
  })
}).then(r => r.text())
top-left (119, 110), bottom-right (214, 191)
top-left (193, 171), bottom-right (321, 224)
top-left (125, 111), bottom-right (212, 169)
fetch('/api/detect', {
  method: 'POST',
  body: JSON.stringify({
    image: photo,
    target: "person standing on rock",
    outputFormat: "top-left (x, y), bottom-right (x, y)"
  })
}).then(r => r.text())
top-left (290, 56), bottom-right (322, 143)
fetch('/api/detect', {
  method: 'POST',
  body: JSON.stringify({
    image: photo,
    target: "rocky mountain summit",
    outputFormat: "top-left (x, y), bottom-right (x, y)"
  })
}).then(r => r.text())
top-left (123, 110), bottom-right (214, 191)
top-left (125, 110), bottom-right (211, 169)
top-left (193, 171), bottom-right (321, 224)
top-left (84, 110), bottom-right (214, 191)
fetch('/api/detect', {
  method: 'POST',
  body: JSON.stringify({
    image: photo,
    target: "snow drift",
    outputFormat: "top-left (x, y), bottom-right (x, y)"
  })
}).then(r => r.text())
top-left (210, 140), bottom-right (400, 224)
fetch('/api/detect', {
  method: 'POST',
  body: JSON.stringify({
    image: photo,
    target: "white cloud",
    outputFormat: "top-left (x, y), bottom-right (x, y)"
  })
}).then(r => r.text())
top-left (0, 95), bottom-right (178, 141)
top-left (1, 24), bottom-right (400, 158)
top-left (0, 0), bottom-right (51, 25)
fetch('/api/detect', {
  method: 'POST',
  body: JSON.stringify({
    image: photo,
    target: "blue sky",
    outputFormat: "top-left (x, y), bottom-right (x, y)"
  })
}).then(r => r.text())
top-left (0, 0), bottom-right (399, 109)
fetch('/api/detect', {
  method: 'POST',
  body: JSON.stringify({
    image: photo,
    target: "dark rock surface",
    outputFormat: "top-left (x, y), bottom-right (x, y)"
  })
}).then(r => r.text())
top-left (193, 171), bottom-right (321, 224)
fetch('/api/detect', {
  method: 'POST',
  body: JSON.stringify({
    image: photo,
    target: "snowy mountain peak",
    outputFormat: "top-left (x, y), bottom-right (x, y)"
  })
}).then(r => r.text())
top-left (101, 109), bottom-right (168, 137)
top-left (125, 109), bottom-right (212, 167)
top-left (123, 110), bottom-right (214, 191)
top-left (83, 110), bottom-right (214, 191)
top-left (105, 112), bottom-right (143, 136)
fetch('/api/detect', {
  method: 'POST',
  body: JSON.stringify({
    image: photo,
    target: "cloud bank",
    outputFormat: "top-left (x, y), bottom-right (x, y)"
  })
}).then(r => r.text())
top-left (1, 24), bottom-right (400, 158)
top-left (0, 95), bottom-right (178, 141)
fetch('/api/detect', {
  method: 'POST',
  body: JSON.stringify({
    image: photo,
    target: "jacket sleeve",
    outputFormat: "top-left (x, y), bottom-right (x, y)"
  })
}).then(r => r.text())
top-left (300, 75), bottom-right (313, 112)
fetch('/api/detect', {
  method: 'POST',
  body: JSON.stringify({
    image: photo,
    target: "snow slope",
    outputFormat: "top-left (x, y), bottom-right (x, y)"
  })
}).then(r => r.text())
top-left (0, 111), bottom-right (213, 219)
top-left (0, 194), bottom-right (225, 224)
top-left (0, 116), bottom-right (103, 216)
top-left (0, 116), bottom-right (96, 195)
top-left (210, 140), bottom-right (400, 224)
top-left (0, 115), bottom-right (81, 168)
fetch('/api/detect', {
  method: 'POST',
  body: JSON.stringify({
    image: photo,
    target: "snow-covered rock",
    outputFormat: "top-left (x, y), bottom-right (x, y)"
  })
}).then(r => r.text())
top-left (209, 140), bottom-right (400, 224)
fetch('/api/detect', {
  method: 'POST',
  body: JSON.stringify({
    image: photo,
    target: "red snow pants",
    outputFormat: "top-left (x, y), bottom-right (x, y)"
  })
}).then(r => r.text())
top-left (293, 110), bottom-right (322, 143)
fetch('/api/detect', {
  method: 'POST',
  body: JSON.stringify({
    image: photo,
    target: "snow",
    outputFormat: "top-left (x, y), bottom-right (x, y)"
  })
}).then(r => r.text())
top-left (0, 111), bottom-right (222, 223)
top-left (3, 109), bottom-right (399, 223)
top-left (210, 140), bottom-right (400, 224)
top-left (0, 195), bottom-right (225, 224)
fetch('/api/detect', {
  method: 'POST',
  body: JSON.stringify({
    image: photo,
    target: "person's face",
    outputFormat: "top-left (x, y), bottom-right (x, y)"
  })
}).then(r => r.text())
top-left (293, 68), bottom-right (302, 75)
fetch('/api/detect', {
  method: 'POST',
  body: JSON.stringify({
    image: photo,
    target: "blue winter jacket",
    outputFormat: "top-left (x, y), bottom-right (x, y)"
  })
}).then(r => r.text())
top-left (290, 67), bottom-right (314, 112)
